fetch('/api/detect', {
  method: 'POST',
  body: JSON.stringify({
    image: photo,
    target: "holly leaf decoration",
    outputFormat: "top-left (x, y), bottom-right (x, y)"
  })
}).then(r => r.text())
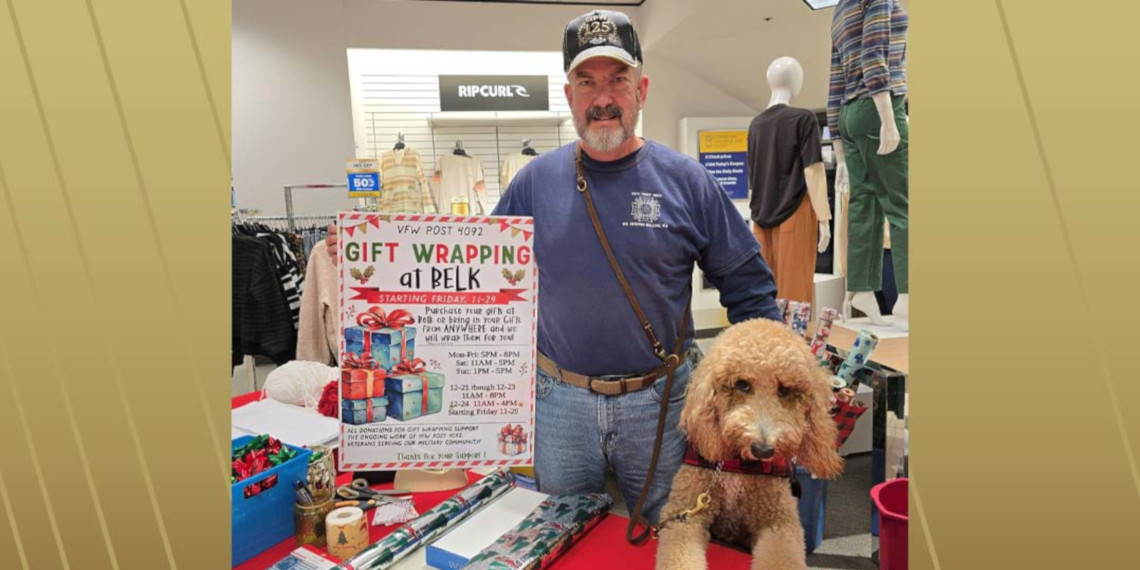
top-left (350, 267), bottom-right (364, 281)
top-left (514, 269), bottom-right (526, 282)
top-left (502, 268), bottom-right (513, 280)
top-left (363, 265), bottom-right (375, 279)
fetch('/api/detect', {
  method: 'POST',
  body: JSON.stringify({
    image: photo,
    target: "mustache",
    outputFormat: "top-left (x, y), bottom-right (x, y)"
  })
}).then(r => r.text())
top-left (586, 104), bottom-right (623, 121)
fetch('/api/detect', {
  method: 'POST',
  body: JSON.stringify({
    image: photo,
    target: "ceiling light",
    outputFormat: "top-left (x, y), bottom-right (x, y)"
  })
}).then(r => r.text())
top-left (802, 0), bottom-right (839, 10)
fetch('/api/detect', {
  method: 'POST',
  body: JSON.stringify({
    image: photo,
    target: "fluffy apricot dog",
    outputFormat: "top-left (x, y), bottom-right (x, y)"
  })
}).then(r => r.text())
top-left (656, 318), bottom-right (844, 570)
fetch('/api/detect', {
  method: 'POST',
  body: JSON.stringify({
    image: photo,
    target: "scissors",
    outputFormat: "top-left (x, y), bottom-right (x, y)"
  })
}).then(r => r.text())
top-left (335, 478), bottom-right (412, 502)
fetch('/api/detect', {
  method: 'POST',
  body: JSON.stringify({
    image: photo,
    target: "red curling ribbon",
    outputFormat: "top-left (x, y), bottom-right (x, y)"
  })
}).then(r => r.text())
top-left (356, 306), bottom-right (415, 331)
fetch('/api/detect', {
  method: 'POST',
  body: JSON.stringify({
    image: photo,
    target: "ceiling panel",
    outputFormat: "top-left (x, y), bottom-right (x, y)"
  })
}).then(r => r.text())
top-left (411, 0), bottom-right (646, 5)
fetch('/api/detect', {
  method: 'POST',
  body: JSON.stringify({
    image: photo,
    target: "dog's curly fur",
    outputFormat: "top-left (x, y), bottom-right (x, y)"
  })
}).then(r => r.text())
top-left (655, 318), bottom-right (844, 570)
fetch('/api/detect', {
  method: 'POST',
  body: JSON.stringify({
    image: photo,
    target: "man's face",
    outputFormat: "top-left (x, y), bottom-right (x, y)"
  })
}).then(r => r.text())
top-left (565, 58), bottom-right (649, 154)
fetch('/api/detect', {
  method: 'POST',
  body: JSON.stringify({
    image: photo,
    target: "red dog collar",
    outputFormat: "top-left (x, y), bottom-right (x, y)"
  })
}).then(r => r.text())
top-left (683, 443), bottom-right (795, 478)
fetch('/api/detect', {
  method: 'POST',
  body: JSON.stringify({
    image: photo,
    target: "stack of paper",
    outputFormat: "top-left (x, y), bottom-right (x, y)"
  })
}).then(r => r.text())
top-left (425, 487), bottom-right (549, 570)
top-left (231, 398), bottom-right (339, 448)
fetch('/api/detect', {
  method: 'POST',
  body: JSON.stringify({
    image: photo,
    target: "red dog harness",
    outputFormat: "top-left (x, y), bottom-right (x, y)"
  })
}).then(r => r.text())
top-left (683, 444), bottom-right (796, 478)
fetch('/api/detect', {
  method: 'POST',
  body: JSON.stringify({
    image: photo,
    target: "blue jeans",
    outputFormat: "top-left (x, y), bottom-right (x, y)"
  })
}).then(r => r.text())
top-left (533, 349), bottom-right (700, 524)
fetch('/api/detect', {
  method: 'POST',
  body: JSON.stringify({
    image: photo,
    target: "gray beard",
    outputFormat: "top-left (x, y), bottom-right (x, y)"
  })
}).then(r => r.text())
top-left (575, 107), bottom-right (639, 153)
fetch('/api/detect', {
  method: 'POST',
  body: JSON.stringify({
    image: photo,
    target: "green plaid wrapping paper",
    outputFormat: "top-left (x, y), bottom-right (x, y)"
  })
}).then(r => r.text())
top-left (465, 494), bottom-right (613, 570)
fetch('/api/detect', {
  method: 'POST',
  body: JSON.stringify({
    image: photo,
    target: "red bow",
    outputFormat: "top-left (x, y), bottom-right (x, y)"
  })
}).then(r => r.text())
top-left (343, 352), bottom-right (379, 370)
top-left (393, 358), bottom-right (427, 375)
top-left (356, 306), bottom-right (415, 331)
top-left (499, 424), bottom-right (528, 444)
top-left (318, 381), bottom-right (339, 417)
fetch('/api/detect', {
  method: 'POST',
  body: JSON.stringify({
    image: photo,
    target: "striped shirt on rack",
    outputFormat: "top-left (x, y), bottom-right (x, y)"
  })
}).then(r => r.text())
top-left (379, 148), bottom-right (436, 213)
top-left (827, 0), bottom-right (909, 139)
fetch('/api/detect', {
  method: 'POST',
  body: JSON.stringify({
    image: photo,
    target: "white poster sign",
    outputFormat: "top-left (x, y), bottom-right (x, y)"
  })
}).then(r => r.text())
top-left (337, 212), bottom-right (537, 470)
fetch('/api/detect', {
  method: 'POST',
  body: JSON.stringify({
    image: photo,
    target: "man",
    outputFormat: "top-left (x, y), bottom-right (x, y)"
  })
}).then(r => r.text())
top-left (492, 10), bottom-right (781, 527)
top-left (329, 10), bottom-right (781, 526)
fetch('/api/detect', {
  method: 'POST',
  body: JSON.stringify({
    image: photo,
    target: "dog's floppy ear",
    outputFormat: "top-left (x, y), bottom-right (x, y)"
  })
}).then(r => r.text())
top-left (796, 370), bottom-right (844, 479)
top-left (679, 358), bottom-right (716, 435)
top-left (679, 357), bottom-right (725, 460)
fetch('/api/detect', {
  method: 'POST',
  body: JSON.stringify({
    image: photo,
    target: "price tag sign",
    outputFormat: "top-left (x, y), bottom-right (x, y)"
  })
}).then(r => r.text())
top-left (346, 159), bottom-right (381, 198)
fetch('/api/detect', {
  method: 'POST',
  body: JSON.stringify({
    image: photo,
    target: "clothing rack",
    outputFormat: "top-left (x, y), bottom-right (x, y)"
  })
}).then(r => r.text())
top-left (283, 183), bottom-right (369, 232)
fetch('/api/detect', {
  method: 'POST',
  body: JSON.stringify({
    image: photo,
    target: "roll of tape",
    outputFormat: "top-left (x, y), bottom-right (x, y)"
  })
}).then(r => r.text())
top-left (326, 506), bottom-right (368, 560)
top-left (831, 376), bottom-right (847, 390)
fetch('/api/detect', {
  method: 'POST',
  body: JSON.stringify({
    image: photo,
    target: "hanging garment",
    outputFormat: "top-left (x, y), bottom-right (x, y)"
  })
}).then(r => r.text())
top-left (747, 104), bottom-right (829, 303)
top-left (258, 233), bottom-right (304, 327)
top-left (753, 197), bottom-right (818, 303)
top-left (296, 245), bottom-right (339, 366)
top-left (840, 95), bottom-right (908, 294)
top-left (379, 147), bottom-right (435, 213)
top-left (232, 235), bottom-right (296, 365)
top-left (434, 154), bottom-right (486, 214)
top-left (499, 152), bottom-right (535, 190)
top-left (746, 104), bottom-right (826, 228)
top-left (827, 0), bottom-right (909, 139)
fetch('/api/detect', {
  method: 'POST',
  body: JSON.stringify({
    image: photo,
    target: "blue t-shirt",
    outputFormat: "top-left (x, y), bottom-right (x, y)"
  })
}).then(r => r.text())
top-left (493, 140), bottom-right (778, 376)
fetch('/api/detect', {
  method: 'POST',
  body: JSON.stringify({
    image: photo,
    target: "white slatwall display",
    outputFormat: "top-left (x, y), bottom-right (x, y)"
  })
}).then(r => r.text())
top-left (348, 50), bottom-right (584, 210)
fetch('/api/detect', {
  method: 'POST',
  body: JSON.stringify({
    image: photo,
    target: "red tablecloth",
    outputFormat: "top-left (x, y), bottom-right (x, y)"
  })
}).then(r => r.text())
top-left (231, 398), bottom-right (751, 569)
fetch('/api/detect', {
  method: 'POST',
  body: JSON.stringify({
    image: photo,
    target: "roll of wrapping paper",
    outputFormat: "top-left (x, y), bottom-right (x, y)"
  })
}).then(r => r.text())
top-left (809, 308), bottom-right (840, 359)
top-left (785, 301), bottom-right (812, 339)
top-left (334, 468), bottom-right (514, 570)
top-left (834, 330), bottom-right (879, 387)
top-left (326, 507), bottom-right (369, 560)
top-left (775, 298), bottom-right (788, 322)
top-left (465, 493), bottom-right (613, 570)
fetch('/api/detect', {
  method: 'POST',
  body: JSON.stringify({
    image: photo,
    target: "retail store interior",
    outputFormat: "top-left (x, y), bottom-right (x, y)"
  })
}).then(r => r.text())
top-left (231, 1), bottom-right (909, 569)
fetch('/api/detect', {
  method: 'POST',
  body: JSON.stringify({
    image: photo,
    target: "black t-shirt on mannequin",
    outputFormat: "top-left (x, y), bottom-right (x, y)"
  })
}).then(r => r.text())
top-left (746, 104), bottom-right (823, 228)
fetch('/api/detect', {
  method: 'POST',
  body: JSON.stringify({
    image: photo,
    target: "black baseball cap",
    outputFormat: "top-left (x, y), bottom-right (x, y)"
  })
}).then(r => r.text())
top-left (563, 10), bottom-right (643, 74)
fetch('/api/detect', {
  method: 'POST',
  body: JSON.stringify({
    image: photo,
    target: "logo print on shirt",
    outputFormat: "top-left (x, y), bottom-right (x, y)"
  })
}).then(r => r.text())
top-left (631, 195), bottom-right (661, 223)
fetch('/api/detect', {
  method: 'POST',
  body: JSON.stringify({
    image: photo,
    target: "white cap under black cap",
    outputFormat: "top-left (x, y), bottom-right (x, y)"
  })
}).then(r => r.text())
top-left (563, 10), bottom-right (643, 74)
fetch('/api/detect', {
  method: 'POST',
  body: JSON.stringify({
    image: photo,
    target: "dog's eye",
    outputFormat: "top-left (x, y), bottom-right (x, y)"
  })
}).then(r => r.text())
top-left (777, 385), bottom-right (790, 397)
top-left (733, 380), bottom-right (751, 393)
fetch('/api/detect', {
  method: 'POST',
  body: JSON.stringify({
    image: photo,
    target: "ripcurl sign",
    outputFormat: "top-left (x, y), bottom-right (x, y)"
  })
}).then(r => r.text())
top-left (439, 75), bottom-right (549, 112)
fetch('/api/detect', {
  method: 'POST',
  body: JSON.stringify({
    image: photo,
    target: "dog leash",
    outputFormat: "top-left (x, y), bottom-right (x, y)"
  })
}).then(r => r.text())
top-left (652, 461), bottom-right (723, 538)
top-left (573, 143), bottom-right (691, 545)
top-left (652, 456), bottom-right (803, 539)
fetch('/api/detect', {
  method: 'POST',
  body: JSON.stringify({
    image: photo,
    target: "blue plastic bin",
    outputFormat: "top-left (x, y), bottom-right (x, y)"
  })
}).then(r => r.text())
top-left (795, 466), bottom-right (828, 554)
top-left (231, 436), bottom-right (312, 566)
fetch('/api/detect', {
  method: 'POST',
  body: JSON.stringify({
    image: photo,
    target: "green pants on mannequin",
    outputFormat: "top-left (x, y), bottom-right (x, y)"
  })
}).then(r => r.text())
top-left (839, 95), bottom-right (908, 295)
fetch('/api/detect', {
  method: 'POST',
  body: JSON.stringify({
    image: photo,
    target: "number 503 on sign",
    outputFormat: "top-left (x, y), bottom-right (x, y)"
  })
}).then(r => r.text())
top-left (347, 159), bottom-right (381, 198)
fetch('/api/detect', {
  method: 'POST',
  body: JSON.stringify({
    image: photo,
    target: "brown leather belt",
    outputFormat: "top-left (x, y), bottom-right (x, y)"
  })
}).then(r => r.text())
top-left (536, 351), bottom-right (682, 396)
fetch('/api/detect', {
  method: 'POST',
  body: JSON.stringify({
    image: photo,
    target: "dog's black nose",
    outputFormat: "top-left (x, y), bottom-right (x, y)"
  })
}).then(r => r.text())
top-left (750, 443), bottom-right (775, 459)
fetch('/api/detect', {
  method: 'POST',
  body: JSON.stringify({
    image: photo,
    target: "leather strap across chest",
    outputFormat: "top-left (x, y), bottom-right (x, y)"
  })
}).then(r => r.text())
top-left (570, 143), bottom-right (692, 545)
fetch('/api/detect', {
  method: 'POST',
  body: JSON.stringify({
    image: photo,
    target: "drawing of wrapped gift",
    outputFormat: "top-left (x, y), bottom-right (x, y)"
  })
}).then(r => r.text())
top-left (497, 424), bottom-right (528, 457)
top-left (384, 358), bottom-right (445, 421)
top-left (343, 306), bottom-right (416, 372)
top-left (342, 396), bottom-right (388, 425)
top-left (340, 353), bottom-right (386, 400)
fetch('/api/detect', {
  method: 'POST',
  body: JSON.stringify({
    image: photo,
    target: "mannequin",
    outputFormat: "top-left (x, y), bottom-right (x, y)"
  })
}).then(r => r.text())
top-left (828, 0), bottom-right (909, 327)
top-left (745, 57), bottom-right (831, 303)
